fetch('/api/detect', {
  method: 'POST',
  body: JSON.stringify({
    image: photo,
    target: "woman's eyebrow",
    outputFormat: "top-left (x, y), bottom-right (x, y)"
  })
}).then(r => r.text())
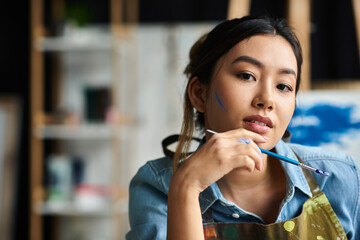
top-left (231, 55), bottom-right (297, 78)
top-left (231, 55), bottom-right (263, 68)
top-left (280, 68), bottom-right (297, 79)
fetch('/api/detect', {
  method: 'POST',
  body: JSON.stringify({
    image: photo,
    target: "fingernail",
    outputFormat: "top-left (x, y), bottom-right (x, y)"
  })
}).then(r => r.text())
top-left (237, 138), bottom-right (250, 144)
top-left (254, 132), bottom-right (269, 141)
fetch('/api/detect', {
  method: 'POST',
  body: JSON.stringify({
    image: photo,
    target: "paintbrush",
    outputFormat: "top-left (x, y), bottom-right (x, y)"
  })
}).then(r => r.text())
top-left (206, 129), bottom-right (330, 176)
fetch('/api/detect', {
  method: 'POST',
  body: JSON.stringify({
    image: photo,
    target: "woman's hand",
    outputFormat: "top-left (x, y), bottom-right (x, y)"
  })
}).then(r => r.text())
top-left (172, 128), bottom-right (269, 195)
top-left (167, 128), bottom-right (268, 240)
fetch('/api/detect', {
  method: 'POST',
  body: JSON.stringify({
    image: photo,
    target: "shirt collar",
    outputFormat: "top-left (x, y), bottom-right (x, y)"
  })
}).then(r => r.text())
top-left (199, 182), bottom-right (218, 214)
top-left (198, 139), bottom-right (312, 214)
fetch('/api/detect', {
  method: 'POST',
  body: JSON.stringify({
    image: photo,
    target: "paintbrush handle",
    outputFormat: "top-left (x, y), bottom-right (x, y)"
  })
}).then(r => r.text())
top-left (260, 148), bottom-right (299, 165)
top-left (260, 148), bottom-right (329, 176)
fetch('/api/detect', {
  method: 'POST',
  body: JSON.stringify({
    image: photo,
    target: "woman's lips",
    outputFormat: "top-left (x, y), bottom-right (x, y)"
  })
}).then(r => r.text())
top-left (243, 115), bottom-right (273, 134)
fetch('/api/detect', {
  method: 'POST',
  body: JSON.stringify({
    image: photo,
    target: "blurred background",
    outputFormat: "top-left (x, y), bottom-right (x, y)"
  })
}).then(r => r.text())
top-left (1, 0), bottom-right (359, 239)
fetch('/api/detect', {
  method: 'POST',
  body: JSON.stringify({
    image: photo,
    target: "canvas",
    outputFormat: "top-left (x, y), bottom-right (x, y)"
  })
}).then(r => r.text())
top-left (288, 90), bottom-right (360, 164)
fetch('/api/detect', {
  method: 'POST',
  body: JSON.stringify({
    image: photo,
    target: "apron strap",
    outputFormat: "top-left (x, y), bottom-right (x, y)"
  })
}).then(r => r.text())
top-left (291, 149), bottom-right (321, 196)
top-left (161, 134), bottom-right (202, 159)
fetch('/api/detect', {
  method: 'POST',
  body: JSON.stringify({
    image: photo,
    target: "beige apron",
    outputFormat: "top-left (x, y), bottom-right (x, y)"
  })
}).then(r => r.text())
top-left (203, 155), bottom-right (348, 240)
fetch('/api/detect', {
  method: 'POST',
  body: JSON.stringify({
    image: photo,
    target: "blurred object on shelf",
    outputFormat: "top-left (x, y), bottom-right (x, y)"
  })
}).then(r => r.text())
top-left (64, 2), bottom-right (94, 27)
top-left (74, 184), bottom-right (111, 210)
top-left (72, 156), bottom-right (85, 186)
top-left (84, 86), bottom-right (111, 123)
top-left (46, 155), bottom-right (73, 202)
top-left (105, 106), bottom-right (134, 125)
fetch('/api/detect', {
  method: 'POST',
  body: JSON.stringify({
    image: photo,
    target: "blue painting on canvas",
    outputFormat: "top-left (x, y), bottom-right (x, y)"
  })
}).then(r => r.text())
top-left (288, 103), bottom-right (360, 147)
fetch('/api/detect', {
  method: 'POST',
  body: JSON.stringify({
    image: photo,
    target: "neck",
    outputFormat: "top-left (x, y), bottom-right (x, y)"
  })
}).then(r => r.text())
top-left (217, 154), bottom-right (287, 224)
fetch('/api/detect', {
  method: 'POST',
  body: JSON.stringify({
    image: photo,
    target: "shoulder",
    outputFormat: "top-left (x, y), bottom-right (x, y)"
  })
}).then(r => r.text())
top-left (279, 141), bottom-right (359, 182)
top-left (127, 156), bottom-right (173, 240)
top-left (284, 142), bottom-right (360, 238)
top-left (130, 156), bottom-right (173, 194)
top-left (285, 142), bottom-right (359, 185)
top-left (280, 141), bottom-right (359, 195)
top-left (287, 142), bottom-right (357, 166)
top-left (289, 142), bottom-right (359, 193)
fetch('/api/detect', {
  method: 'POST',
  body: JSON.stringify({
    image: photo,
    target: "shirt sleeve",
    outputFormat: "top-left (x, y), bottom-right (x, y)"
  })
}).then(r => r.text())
top-left (317, 154), bottom-right (360, 240)
top-left (339, 155), bottom-right (360, 240)
top-left (350, 156), bottom-right (360, 240)
top-left (126, 162), bottom-right (169, 240)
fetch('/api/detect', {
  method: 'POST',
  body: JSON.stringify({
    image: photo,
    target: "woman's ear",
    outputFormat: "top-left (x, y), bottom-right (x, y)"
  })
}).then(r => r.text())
top-left (188, 77), bottom-right (206, 113)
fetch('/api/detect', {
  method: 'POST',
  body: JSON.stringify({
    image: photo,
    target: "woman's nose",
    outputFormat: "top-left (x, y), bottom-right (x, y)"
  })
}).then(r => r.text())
top-left (252, 88), bottom-right (275, 110)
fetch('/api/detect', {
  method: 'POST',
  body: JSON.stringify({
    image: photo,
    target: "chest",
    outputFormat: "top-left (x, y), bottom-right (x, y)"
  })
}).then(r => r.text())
top-left (234, 185), bottom-right (287, 223)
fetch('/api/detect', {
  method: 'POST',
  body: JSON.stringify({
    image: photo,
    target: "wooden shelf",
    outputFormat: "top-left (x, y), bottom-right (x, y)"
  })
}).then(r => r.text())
top-left (34, 198), bottom-right (128, 216)
top-left (34, 124), bottom-right (127, 140)
top-left (35, 35), bottom-right (115, 52)
top-left (30, 0), bottom-right (133, 239)
top-left (311, 79), bottom-right (360, 90)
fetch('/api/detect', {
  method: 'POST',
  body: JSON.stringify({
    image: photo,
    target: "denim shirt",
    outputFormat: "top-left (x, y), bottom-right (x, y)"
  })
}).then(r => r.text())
top-left (126, 140), bottom-right (360, 240)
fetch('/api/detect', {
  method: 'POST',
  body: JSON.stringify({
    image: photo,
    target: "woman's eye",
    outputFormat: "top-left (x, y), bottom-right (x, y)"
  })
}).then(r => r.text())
top-left (237, 73), bottom-right (255, 81)
top-left (277, 83), bottom-right (293, 92)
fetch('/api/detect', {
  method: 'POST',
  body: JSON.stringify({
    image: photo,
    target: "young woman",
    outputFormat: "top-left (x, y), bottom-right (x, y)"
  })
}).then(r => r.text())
top-left (126, 16), bottom-right (360, 240)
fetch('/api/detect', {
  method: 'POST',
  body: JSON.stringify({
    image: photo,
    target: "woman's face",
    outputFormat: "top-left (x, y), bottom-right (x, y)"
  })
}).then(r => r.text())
top-left (204, 34), bottom-right (298, 150)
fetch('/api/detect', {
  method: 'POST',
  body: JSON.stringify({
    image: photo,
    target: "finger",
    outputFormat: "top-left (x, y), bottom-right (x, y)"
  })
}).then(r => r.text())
top-left (237, 140), bottom-right (264, 171)
top-left (249, 131), bottom-right (269, 143)
top-left (244, 139), bottom-right (265, 171)
top-left (205, 132), bottom-right (264, 171)
top-left (207, 132), bottom-right (265, 171)
top-left (235, 130), bottom-right (269, 144)
top-left (242, 138), bottom-right (263, 158)
top-left (213, 128), bottom-right (269, 143)
top-left (232, 155), bottom-right (257, 172)
top-left (229, 151), bottom-right (263, 172)
top-left (225, 140), bottom-right (264, 172)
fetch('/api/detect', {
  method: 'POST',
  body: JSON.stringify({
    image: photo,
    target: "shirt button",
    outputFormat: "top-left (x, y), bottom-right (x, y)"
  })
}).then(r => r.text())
top-left (231, 213), bottom-right (240, 219)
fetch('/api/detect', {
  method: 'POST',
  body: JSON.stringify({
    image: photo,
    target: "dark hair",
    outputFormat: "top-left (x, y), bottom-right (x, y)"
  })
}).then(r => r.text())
top-left (173, 15), bottom-right (303, 170)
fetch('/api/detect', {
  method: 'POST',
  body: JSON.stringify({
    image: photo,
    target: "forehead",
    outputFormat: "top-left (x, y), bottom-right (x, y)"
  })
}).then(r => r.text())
top-left (220, 34), bottom-right (298, 74)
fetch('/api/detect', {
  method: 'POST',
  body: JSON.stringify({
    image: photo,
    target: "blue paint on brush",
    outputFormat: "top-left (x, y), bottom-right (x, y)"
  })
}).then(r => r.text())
top-left (316, 169), bottom-right (330, 176)
top-left (260, 148), bottom-right (330, 176)
top-left (214, 91), bottom-right (227, 112)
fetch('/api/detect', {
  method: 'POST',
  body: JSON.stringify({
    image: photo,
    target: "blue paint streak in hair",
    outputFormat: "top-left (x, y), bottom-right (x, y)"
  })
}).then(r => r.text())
top-left (214, 91), bottom-right (227, 112)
